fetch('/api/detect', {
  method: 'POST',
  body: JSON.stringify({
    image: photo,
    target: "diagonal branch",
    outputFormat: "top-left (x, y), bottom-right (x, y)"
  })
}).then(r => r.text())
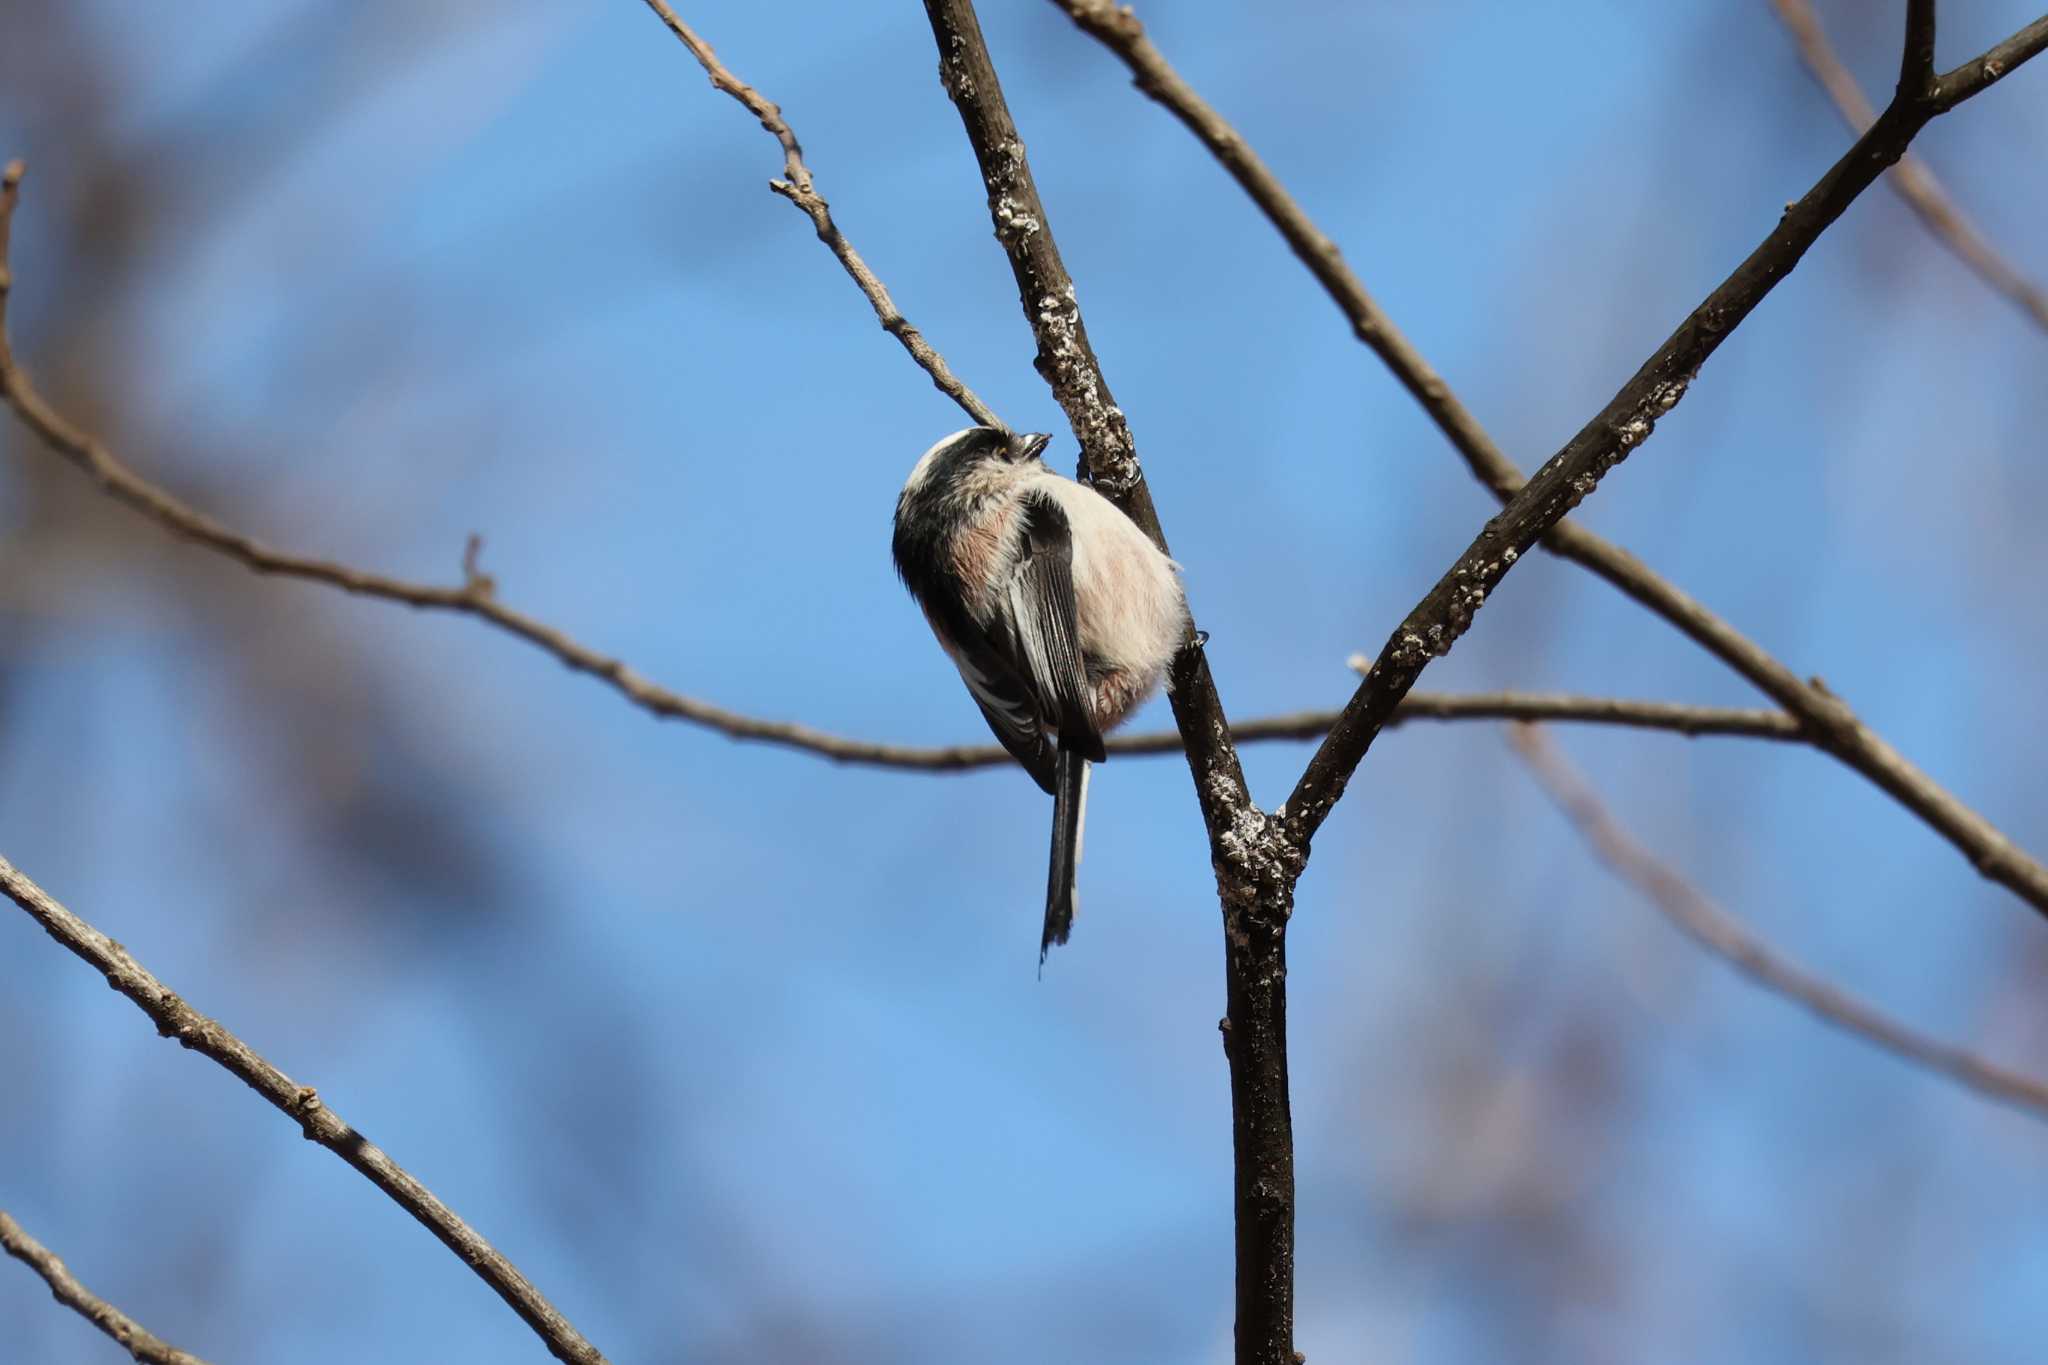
top-left (1767, 0), bottom-right (2048, 332)
top-left (1049, 1), bottom-right (2048, 915)
top-left (634, 1), bottom-right (1000, 427)
top-left (1935, 16), bottom-right (2048, 109)
top-left (1506, 724), bottom-right (2048, 1120)
top-left (1, 1211), bottom-right (214, 1365)
top-left (0, 856), bottom-right (609, 1365)
top-left (1257, 15), bottom-right (2048, 864)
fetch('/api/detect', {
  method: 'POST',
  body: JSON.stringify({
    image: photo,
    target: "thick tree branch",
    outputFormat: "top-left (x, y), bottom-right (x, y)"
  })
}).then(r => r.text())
top-left (1767, 0), bottom-right (2048, 332)
top-left (1280, 15), bottom-right (2048, 856)
top-left (1507, 725), bottom-right (2048, 1119)
top-left (1049, 2), bottom-right (2048, 914)
top-left (914, 5), bottom-right (1294, 1361)
top-left (0, 1211), bottom-right (214, 1365)
top-left (911, 0), bottom-right (1261, 882)
top-left (633, 2), bottom-right (999, 427)
top-left (0, 856), bottom-right (609, 1365)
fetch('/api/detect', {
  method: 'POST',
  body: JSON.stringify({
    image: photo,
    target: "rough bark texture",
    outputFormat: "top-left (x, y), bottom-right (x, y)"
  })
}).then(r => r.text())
top-left (917, 5), bottom-right (1298, 1360)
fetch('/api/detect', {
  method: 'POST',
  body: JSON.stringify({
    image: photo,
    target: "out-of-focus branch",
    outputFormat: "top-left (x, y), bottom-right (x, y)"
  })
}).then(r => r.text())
top-left (1049, 3), bottom-right (2048, 917)
top-left (0, 856), bottom-right (609, 1365)
top-left (1767, 0), bottom-right (2048, 331)
top-left (913, 5), bottom-right (1292, 1361)
top-left (0, 1211), bottom-right (214, 1365)
top-left (1506, 725), bottom-right (2048, 1120)
top-left (632, 1), bottom-right (999, 427)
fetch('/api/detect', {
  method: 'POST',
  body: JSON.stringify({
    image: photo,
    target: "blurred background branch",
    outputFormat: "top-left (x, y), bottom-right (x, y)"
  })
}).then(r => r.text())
top-left (0, 1211), bottom-right (214, 1365)
top-left (1508, 723), bottom-right (2048, 1118)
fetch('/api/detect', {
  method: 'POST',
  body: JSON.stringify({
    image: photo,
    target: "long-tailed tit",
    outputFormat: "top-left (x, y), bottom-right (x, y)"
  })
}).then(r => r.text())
top-left (892, 426), bottom-right (1189, 962)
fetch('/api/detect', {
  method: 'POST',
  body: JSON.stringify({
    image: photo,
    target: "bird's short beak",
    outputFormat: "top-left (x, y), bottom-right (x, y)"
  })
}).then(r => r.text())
top-left (1013, 432), bottom-right (1051, 462)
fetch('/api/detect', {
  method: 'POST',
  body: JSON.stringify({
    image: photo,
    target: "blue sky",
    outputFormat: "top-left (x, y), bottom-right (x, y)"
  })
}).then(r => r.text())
top-left (4, 2), bottom-right (2047, 1361)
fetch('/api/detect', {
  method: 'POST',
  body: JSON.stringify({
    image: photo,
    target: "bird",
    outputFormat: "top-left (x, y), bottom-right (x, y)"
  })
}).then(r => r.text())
top-left (891, 426), bottom-right (1189, 962)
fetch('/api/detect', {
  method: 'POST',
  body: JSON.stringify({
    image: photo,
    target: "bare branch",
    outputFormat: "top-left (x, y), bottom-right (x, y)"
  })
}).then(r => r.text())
top-left (1934, 15), bottom-right (2048, 110)
top-left (1047, 3), bottom-right (2048, 914)
top-left (0, 856), bottom-right (609, 1365)
top-left (914, 5), bottom-right (1290, 1360)
top-left (1272, 22), bottom-right (2048, 862)
top-left (1767, 0), bottom-right (2048, 332)
top-left (1506, 725), bottom-right (2048, 1120)
top-left (1345, 679), bottom-right (1801, 741)
top-left (0, 162), bottom-right (956, 773)
top-left (1901, 0), bottom-right (1939, 98)
top-left (0, 1211), bottom-right (214, 1365)
top-left (632, 2), bottom-right (999, 427)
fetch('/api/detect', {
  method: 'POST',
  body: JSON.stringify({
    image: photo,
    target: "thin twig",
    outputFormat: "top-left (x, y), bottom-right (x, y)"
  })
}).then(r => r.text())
top-left (1351, 681), bottom-right (1802, 741)
top-left (1048, 1), bottom-right (2048, 916)
top-left (1767, 0), bottom-right (2048, 331)
top-left (0, 1211), bottom-right (214, 1365)
top-left (913, 5), bottom-right (1291, 1361)
top-left (0, 856), bottom-right (609, 1365)
top-left (1506, 724), bottom-right (2048, 1119)
top-left (1280, 14), bottom-right (2048, 862)
top-left (632, 1), bottom-right (1000, 427)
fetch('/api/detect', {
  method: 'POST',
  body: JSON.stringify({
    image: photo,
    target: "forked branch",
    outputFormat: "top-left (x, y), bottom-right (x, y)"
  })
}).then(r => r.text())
top-left (1282, 12), bottom-right (2048, 856)
top-left (1768, 0), bottom-right (2048, 332)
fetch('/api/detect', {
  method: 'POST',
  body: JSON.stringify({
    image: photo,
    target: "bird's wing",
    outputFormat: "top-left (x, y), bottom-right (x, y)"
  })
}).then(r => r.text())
top-left (949, 628), bottom-right (1059, 793)
top-left (1003, 491), bottom-right (1105, 763)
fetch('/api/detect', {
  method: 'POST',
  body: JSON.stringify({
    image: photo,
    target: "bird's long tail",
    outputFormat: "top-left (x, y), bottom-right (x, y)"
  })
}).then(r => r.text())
top-left (1042, 749), bottom-right (1090, 967)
